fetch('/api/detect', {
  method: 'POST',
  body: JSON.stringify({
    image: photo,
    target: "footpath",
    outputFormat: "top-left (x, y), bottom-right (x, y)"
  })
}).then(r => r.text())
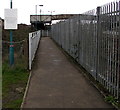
top-left (23, 37), bottom-right (114, 108)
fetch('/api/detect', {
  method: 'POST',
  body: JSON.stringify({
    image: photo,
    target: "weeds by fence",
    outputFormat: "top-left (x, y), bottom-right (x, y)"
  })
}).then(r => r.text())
top-left (2, 39), bottom-right (28, 69)
top-left (2, 24), bottom-right (31, 69)
top-left (51, 1), bottom-right (120, 100)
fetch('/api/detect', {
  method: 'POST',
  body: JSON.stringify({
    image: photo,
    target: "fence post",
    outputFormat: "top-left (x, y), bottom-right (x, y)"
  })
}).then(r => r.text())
top-left (119, 1), bottom-right (120, 100)
top-left (96, 6), bottom-right (101, 80)
top-left (29, 33), bottom-right (32, 70)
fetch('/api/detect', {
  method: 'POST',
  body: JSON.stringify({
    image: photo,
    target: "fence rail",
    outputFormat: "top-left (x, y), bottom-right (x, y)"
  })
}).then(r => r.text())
top-left (29, 30), bottom-right (41, 70)
top-left (51, 1), bottom-right (120, 99)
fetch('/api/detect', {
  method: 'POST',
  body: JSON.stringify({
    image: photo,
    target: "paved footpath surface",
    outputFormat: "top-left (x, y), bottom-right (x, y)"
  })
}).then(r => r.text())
top-left (23, 37), bottom-right (114, 108)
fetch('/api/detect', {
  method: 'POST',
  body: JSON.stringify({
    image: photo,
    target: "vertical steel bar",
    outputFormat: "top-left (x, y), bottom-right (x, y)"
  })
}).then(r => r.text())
top-left (96, 7), bottom-right (101, 80)
top-left (118, 0), bottom-right (120, 100)
top-left (113, 1), bottom-right (117, 96)
top-left (104, 5), bottom-right (107, 89)
top-left (108, 2), bottom-right (111, 93)
top-left (106, 4), bottom-right (109, 90)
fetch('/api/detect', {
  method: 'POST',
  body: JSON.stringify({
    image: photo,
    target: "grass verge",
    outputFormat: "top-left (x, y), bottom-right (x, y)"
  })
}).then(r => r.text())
top-left (2, 60), bottom-right (29, 109)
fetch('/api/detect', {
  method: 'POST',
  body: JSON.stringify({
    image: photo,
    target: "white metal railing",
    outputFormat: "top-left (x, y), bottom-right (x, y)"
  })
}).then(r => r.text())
top-left (29, 30), bottom-right (41, 70)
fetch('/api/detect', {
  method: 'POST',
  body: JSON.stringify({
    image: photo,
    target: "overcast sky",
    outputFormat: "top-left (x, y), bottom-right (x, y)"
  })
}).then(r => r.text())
top-left (0, 0), bottom-right (115, 24)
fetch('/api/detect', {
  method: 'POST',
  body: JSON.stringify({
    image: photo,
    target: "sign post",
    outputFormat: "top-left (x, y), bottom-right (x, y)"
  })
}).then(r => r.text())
top-left (10, 0), bottom-right (14, 66)
top-left (4, 0), bottom-right (18, 66)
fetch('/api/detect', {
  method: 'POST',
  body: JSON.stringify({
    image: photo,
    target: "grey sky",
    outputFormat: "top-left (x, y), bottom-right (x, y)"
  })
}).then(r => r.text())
top-left (0, 0), bottom-right (115, 24)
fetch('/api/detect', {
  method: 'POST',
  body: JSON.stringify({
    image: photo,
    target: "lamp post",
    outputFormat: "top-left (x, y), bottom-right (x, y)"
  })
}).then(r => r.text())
top-left (35, 5), bottom-right (38, 30)
top-left (35, 5), bottom-right (37, 15)
top-left (39, 5), bottom-right (43, 22)
top-left (39, 5), bottom-right (43, 37)
top-left (35, 5), bottom-right (43, 30)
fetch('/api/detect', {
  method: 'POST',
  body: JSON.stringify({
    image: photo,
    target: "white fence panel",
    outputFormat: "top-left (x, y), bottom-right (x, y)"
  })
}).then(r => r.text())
top-left (29, 30), bottom-right (41, 70)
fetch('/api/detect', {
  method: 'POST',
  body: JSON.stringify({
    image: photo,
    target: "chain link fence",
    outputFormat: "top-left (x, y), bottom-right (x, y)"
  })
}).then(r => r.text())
top-left (2, 24), bottom-right (31, 69)
top-left (2, 39), bottom-right (28, 69)
top-left (51, 1), bottom-right (120, 99)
